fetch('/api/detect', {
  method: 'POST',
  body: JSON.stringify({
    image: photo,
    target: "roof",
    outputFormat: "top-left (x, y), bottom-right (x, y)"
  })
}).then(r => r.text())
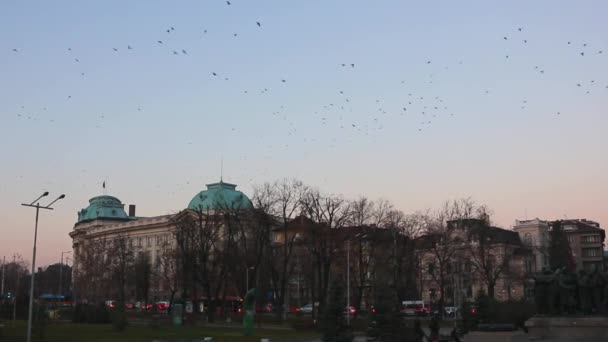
top-left (77, 195), bottom-right (134, 223)
top-left (187, 180), bottom-right (253, 211)
top-left (551, 219), bottom-right (605, 239)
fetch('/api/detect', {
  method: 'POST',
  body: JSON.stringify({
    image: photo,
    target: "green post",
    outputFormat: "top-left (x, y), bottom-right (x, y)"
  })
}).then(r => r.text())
top-left (243, 288), bottom-right (257, 336)
top-left (172, 303), bottom-right (183, 326)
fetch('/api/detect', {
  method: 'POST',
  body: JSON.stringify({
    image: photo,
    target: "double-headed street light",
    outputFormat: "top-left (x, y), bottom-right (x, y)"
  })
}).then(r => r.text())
top-left (22, 192), bottom-right (65, 342)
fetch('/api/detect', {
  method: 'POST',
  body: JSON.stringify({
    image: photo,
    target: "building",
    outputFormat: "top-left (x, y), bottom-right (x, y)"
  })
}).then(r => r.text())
top-left (69, 180), bottom-right (253, 303)
top-left (513, 218), bottom-right (550, 273)
top-left (557, 219), bottom-right (605, 272)
top-left (513, 218), bottom-right (605, 273)
top-left (416, 218), bottom-right (533, 305)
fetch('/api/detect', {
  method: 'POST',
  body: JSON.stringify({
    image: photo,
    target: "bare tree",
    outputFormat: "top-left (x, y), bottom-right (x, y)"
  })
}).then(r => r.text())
top-left (464, 210), bottom-right (519, 299)
top-left (109, 235), bottom-right (134, 308)
top-left (173, 207), bottom-right (227, 322)
top-left (156, 241), bottom-right (180, 310)
top-left (75, 238), bottom-right (112, 304)
top-left (301, 189), bottom-right (351, 317)
top-left (253, 178), bottom-right (306, 321)
top-left (134, 251), bottom-right (152, 307)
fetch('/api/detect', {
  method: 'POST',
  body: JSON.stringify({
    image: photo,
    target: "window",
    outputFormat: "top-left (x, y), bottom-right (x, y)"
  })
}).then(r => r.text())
top-left (581, 235), bottom-right (600, 243)
top-left (147, 236), bottom-right (152, 247)
top-left (138, 238), bottom-right (143, 247)
top-left (582, 248), bottom-right (601, 257)
top-left (524, 233), bottom-right (532, 245)
top-left (156, 235), bottom-right (161, 246)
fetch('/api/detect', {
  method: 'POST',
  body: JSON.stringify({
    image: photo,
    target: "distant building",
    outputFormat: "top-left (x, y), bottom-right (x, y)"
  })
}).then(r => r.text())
top-left (513, 218), bottom-right (605, 273)
top-left (513, 218), bottom-right (550, 273)
top-left (557, 219), bottom-right (605, 272)
top-left (415, 219), bottom-right (532, 304)
top-left (69, 180), bottom-right (253, 303)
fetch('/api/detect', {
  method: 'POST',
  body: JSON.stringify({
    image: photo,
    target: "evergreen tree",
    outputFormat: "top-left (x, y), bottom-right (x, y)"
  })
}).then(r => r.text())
top-left (549, 221), bottom-right (571, 271)
top-left (367, 282), bottom-right (419, 341)
top-left (320, 280), bottom-right (354, 342)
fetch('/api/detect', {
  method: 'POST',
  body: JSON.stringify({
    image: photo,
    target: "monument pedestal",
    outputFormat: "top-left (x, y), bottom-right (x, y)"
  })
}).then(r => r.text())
top-left (525, 316), bottom-right (608, 341)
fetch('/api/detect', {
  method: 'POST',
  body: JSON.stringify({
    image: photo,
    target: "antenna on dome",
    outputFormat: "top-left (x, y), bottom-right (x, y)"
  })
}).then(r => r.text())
top-left (220, 156), bottom-right (223, 182)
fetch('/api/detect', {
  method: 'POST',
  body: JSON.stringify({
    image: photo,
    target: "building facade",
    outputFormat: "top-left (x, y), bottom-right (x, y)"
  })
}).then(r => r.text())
top-left (512, 218), bottom-right (605, 273)
top-left (416, 219), bottom-right (533, 305)
top-left (558, 219), bottom-right (605, 272)
top-left (69, 180), bottom-right (253, 303)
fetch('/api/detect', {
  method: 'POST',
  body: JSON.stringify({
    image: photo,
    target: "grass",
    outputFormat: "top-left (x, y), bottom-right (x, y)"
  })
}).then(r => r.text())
top-left (0, 320), bottom-right (319, 342)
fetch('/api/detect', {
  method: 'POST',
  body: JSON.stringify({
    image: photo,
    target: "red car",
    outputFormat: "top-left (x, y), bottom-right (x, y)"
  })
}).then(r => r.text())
top-left (289, 306), bottom-right (301, 313)
top-left (343, 306), bottom-right (356, 315)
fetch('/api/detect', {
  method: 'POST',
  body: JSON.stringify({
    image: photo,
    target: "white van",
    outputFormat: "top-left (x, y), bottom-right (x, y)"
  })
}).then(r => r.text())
top-left (401, 300), bottom-right (427, 316)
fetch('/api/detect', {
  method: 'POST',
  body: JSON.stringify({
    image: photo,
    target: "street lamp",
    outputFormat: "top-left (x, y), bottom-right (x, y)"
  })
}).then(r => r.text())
top-left (22, 192), bottom-right (65, 342)
top-left (59, 251), bottom-right (71, 298)
top-left (245, 266), bottom-right (254, 292)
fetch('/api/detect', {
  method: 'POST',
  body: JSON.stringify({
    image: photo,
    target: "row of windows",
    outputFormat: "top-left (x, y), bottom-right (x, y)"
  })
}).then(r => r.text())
top-left (130, 234), bottom-right (171, 248)
top-left (582, 248), bottom-right (602, 257)
top-left (581, 235), bottom-right (601, 243)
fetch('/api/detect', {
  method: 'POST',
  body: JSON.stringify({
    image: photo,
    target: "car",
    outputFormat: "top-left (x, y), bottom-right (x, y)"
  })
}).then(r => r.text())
top-left (343, 306), bottom-right (356, 316)
top-left (444, 306), bottom-right (458, 316)
top-left (105, 300), bottom-right (116, 308)
top-left (288, 306), bottom-right (301, 313)
top-left (125, 303), bottom-right (135, 309)
top-left (155, 301), bottom-right (170, 311)
top-left (300, 303), bottom-right (314, 313)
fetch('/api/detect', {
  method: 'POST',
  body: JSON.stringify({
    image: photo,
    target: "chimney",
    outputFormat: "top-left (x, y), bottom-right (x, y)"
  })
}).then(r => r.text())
top-left (129, 205), bottom-right (136, 217)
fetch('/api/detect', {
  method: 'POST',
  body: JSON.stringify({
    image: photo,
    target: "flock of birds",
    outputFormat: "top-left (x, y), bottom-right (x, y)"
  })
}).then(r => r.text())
top-left (5, 1), bottom-right (608, 195)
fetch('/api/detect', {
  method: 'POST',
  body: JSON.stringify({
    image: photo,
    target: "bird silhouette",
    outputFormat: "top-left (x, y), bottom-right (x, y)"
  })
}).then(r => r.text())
top-left (182, 49), bottom-right (187, 55)
top-left (127, 45), bottom-right (132, 50)
top-left (113, 48), bottom-right (118, 52)
top-left (226, 1), bottom-right (231, 4)
top-left (256, 22), bottom-right (261, 27)
top-left (157, 40), bottom-right (163, 44)
top-left (12, 48), bottom-right (18, 52)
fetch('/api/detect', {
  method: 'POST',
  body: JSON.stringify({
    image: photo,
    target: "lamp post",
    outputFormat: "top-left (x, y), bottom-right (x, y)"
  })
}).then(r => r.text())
top-left (245, 266), bottom-right (254, 292)
top-left (346, 238), bottom-right (350, 326)
top-left (22, 192), bottom-right (65, 342)
top-left (59, 251), bottom-right (71, 298)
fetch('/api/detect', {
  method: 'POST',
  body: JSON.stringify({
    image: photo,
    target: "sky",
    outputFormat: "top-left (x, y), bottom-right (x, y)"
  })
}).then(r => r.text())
top-left (1, 0), bottom-right (607, 267)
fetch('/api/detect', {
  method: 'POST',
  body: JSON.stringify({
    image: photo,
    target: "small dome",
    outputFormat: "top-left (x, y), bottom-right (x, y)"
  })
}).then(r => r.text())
top-left (77, 195), bottom-right (130, 223)
top-left (188, 181), bottom-right (253, 211)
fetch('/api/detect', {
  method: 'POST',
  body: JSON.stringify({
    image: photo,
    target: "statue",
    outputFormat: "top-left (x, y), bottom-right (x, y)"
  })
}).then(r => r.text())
top-left (578, 269), bottom-right (592, 314)
top-left (533, 267), bottom-right (555, 315)
top-left (590, 266), bottom-right (606, 314)
top-left (555, 267), bottom-right (577, 315)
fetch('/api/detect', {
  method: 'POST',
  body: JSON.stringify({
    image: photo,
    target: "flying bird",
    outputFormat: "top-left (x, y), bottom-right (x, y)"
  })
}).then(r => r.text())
top-left (256, 22), bottom-right (261, 27)
top-left (157, 40), bottom-right (163, 44)
top-left (173, 50), bottom-right (178, 55)
top-left (226, 1), bottom-right (231, 4)
top-left (182, 49), bottom-right (187, 54)
top-left (12, 48), bottom-right (18, 52)
top-left (113, 48), bottom-right (118, 52)
top-left (128, 45), bottom-right (132, 50)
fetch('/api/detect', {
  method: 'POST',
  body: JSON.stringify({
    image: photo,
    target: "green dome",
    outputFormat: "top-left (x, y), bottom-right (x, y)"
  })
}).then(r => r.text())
top-left (188, 181), bottom-right (253, 211)
top-left (77, 195), bottom-right (130, 223)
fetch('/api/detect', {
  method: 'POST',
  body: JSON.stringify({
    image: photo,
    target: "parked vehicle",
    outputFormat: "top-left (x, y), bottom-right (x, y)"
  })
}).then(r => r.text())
top-left (343, 306), bottom-right (356, 316)
top-left (288, 306), bottom-right (301, 313)
top-left (300, 303), bottom-right (313, 313)
top-left (155, 301), bottom-right (170, 311)
top-left (401, 300), bottom-right (428, 316)
top-left (444, 306), bottom-right (458, 316)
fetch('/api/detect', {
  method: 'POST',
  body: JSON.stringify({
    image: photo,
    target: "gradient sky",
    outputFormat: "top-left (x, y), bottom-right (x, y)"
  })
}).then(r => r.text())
top-left (1, 0), bottom-right (607, 267)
